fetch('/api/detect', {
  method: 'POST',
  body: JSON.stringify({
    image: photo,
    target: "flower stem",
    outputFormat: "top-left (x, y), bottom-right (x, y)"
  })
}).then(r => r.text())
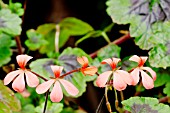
top-left (15, 36), bottom-right (23, 54)
top-left (30, 71), bottom-right (48, 81)
top-left (96, 95), bottom-right (105, 113)
top-left (43, 89), bottom-right (49, 113)
top-left (59, 68), bottom-right (80, 78)
top-left (90, 33), bottom-right (130, 58)
top-left (114, 89), bottom-right (122, 113)
top-left (120, 91), bottom-right (124, 101)
top-left (105, 86), bottom-right (112, 113)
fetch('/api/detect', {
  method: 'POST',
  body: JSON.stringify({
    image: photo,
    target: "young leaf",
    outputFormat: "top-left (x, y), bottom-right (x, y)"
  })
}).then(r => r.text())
top-left (59, 17), bottom-right (94, 47)
top-left (122, 97), bottom-right (170, 113)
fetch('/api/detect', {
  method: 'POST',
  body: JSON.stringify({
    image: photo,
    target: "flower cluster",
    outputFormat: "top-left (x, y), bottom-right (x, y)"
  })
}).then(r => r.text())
top-left (3, 54), bottom-right (156, 103)
top-left (96, 55), bottom-right (156, 90)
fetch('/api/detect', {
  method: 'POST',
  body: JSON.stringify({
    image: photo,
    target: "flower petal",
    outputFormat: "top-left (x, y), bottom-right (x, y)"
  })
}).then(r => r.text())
top-left (16, 55), bottom-right (33, 69)
top-left (77, 56), bottom-right (88, 68)
top-left (25, 71), bottom-right (39, 87)
top-left (113, 72), bottom-right (127, 91)
top-left (51, 65), bottom-right (63, 78)
top-left (59, 79), bottom-right (79, 96)
top-left (142, 67), bottom-right (156, 81)
top-left (82, 66), bottom-right (98, 76)
top-left (36, 79), bottom-right (55, 94)
top-left (129, 55), bottom-right (141, 63)
top-left (50, 81), bottom-right (63, 102)
top-left (101, 58), bottom-right (120, 70)
top-left (116, 70), bottom-right (133, 85)
top-left (141, 70), bottom-right (154, 89)
top-left (12, 73), bottom-right (25, 92)
top-left (4, 70), bottom-right (23, 85)
top-left (96, 71), bottom-right (112, 87)
top-left (130, 68), bottom-right (140, 85)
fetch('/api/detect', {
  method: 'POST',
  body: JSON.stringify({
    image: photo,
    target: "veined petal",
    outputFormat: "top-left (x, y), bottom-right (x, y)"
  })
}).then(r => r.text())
top-left (141, 70), bottom-right (154, 89)
top-left (59, 79), bottom-right (79, 96)
top-left (82, 66), bottom-right (98, 76)
top-left (36, 79), bottom-right (55, 94)
top-left (50, 81), bottom-right (63, 102)
top-left (12, 73), bottom-right (25, 92)
top-left (116, 70), bottom-right (133, 85)
top-left (20, 89), bottom-right (30, 98)
top-left (130, 68), bottom-right (140, 85)
top-left (51, 65), bottom-right (63, 78)
top-left (25, 71), bottom-right (39, 87)
top-left (113, 72), bottom-right (127, 91)
top-left (4, 70), bottom-right (23, 85)
top-left (77, 56), bottom-right (88, 68)
top-left (101, 58), bottom-right (115, 69)
top-left (16, 55), bottom-right (33, 69)
top-left (142, 67), bottom-right (156, 81)
top-left (96, 71), bottom-right (112, 87)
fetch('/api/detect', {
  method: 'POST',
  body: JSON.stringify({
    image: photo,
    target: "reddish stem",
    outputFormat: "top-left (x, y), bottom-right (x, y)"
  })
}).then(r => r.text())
top-left (30, 71), bottom-right (48, 81)
top-left (90, 33), bottom-right (131, 58)
top-left (15, 36), bottom-right (23, 54)
top-left (59, 68), bottom-right (80, 78)
top-left (159, 96), bottom-right (169, 103)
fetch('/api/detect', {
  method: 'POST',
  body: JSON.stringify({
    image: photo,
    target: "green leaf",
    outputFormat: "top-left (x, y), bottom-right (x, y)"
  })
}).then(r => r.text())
top-left (107, 0), bottom-right (170, 50)
top-left (58, 47), bottom-right (95, 97)
top-left (25, 29), bottom-right (48, 51)
top-left (59, 17), bottom-right (94, 47)
top-left (35, 101), bottom-right (63, 113)
top-left (14, 104), bottom-right (35, 113)
top-left (154, 68), bottom-right (170, 87)
top-left (0, 33), bottom-right (12, 67)
top-left (0, 9), bottom-right (22, 36)
top-left (122, 97), bottom-right (170, 113)
top-left (30, 58), bottom-right (55, 79)
top-left (164, 82), bottom-right (170, 97)
top-left (0, 80), bottom-right (21, 112)
top-left (149, 44), bottom-right (170, 69)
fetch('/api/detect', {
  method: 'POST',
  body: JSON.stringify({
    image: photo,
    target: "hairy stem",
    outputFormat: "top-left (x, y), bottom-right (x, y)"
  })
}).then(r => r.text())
top-left (96, 95), bottom-right (105, 113)
top-left (120, 91), bottom-right (124, 101)
top-left (90, 33), bottom-right (130, 58)
top-left (105, 86), bottom-right (112, 113)
top-left (43, 90), bottom-right (49, 113)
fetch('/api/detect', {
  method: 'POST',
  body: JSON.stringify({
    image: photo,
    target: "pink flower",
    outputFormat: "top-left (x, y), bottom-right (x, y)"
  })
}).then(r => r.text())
top-left (36, 65), bottom-right (79, 102)
top-left (4, 55), bottom-right (39, 92)
top-left (96, 58), bottom-right (133, 91)
top-left (129, 55), bottom-right (156, 89)
top-left (77, 56), bottom-right (98, 76)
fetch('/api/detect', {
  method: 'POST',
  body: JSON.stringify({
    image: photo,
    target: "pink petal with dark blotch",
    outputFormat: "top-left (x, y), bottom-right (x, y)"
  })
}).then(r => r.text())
top-left (16, 55), bottom-right (33, 68)
top-left (142, 67), bottom-right (156, 81)
top-left (113, 72), bottom-right (127, 91)
top-left (130, 68), bottom-right (140, 85)
top-left (141, 70), bottom-right (154, 89)
top-left (12, 73), bottom-right (25, 93)
top-left (116, 70), bottom-right (133, 85)
top-left (4, 70), bottom-right (23, 85)
top-left (36, 79), bottom-right (55, 94)
top-left (50, 81), bottom-right (63, 102)
top-left (25, 71), bottom-right (39, 87)
top-left (51, 65), bottom-right (63, 78)
top-left (96, 71), bottom-right (112, 87)
top-left (59, 79), bottom-right (79, 96)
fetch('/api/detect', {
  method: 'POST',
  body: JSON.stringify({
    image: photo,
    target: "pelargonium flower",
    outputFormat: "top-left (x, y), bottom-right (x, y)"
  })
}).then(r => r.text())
top-left (129, 55), bottom-right (156, 89)
top-left (4, 55), bottom-right (39, 92)
top-left (77, 56), bottom-right (98, 76)
top-left (36, 65), bottom-right (79, 102)
top-left (96, 58), bottom-right (133, 91)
